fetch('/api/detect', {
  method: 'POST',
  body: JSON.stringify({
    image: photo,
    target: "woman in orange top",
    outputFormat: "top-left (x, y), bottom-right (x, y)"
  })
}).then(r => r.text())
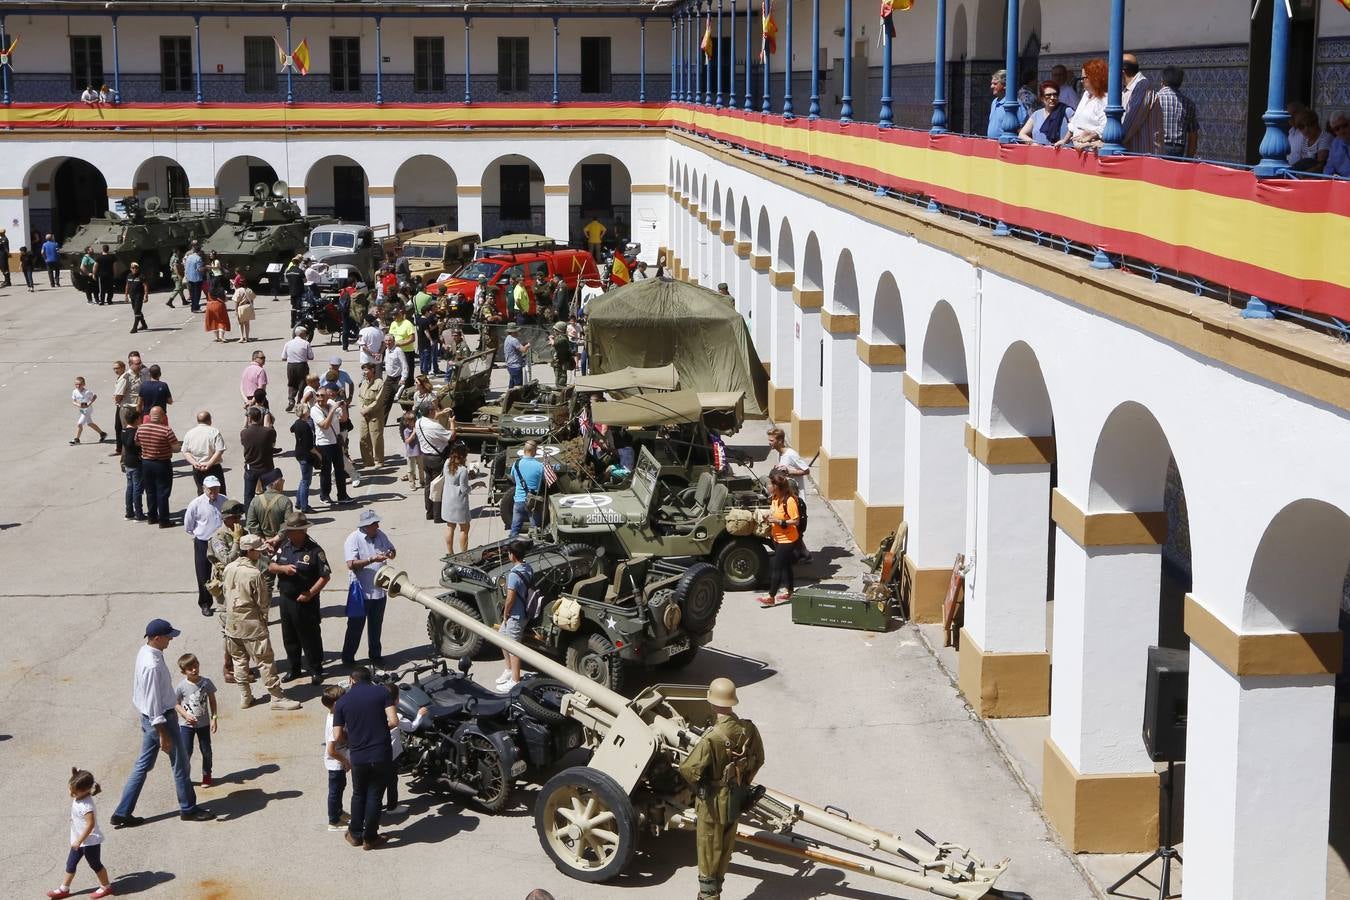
top-left (759, 472), bottom-right (801, 607)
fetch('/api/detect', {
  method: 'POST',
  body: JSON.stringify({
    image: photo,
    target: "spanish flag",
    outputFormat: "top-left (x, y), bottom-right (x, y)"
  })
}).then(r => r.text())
top-left (702, 14), bottom-right (715, 60)
top-left (292, 39), bottom-right (311, 76)
top-left (0, 36), bottom-right (19, 69)
top-left (760, 0), bottom-right (778, 60)
top-left (610, 254), bottom-right (631, 286)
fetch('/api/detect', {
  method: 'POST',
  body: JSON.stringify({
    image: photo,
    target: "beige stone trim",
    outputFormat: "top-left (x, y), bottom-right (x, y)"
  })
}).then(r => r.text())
top-left (0, 187), bottom-right (29, 198)
top-left (107, 187), bottom-right (136, 197)
top-left (964, 424), bottom-right (1056, 465)
top-left (856, 339), bottom-right (906, 366)
top-left (698, 210), bottom-right (708, 225)
top-left (750, 254), bottom-right (771, 273)
top-left (821, 311), bottom-right (860, 335)
top-left (1050, 489), bottom-right (1167, 547)
top-left (789, 413), bottom-right (822, 456)
top-left (680, 196), bottom-right (690, 209)
top-left (631, 183), bottom-right (665, 194)
top-left (542, 184), bottom-right (569, 196)
top-left (285, 186), bottom-right (306, 198)
top-left (457, 185), bottom-right (483, 196)
top-left (816, 448), bottom-right (858, 500)
top-left (761, 360), bottom-right (771, 377)
top-left (793, 288), bottom-right (824, 309)
top-left (904, 560), bottom-right (953, 624)
top-left (901, 374), bottom-right (970, 409)
top-left (768, 268), bottom-right (794, 288)
top-left (957, 629), bottom-right (1050, 718)
top-left (734, 241), bottom-right (751, 258)
top-left (689, 202), bottom-right (700, 216)
top-left (852, 496), bottom-right (904, 554)
top-left (1184, 595), bottom-right (1343, 677)
top-left (721, 229), bottom-right (736, 245)
top-left (707, 217), bottom-right (721, 233)
top-left (768, 383), bottom-right (794, 422)
top-left (1042, 738), bottom-right (1159, 853)
top-left (368, 185), bottom-right (396, 197)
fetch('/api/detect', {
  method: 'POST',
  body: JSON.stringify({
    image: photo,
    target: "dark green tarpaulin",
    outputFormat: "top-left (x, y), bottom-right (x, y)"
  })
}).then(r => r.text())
top-left (585, 279), bottom-right (770, 418)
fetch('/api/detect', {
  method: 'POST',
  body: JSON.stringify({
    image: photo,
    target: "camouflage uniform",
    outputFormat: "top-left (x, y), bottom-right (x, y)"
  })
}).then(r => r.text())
top-left (678, 713), bottom-right (766, 899)
top-left (221, 555), bottom-right (284, 704)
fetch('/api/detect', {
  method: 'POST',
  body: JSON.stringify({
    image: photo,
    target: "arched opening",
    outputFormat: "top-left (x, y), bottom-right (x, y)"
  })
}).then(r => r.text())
top-left (26, 157), bottom-right (109, 243)
top-left (483, 154), bottom-right (544, 237)
top-left (711, 180), bottom-right (722, 218)
top-left (724, 189), bottom-right (736, 232)
top-left (737, 198), bottom-right (752, 241)
top-left (568, 154), bottom-right (631, 249)
top-left (801, 233), bottom-right (823, 291)
top-left (855, 272), bottom-right (908, 546)
top-left (305, 155), bottom-right (369, 223)
top-left (215, 156), bottom-right (279, 208)
top-left (132, 156), bottom-right (190, 211)
top-left (754, 207), bottom-right (771, 256)
top-left (394, 155), bottom-right (458, 232)
top-left (872, 272), bottom-right (906, 347)
top-left (775, 219), bottom-right (794, 272)
top-left (921, 301), bottom-right (968, 384)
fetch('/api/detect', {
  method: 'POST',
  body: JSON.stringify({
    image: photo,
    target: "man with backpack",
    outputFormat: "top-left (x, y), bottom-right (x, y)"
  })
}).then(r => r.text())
top-left (494, 540), bottom-right (537, 693)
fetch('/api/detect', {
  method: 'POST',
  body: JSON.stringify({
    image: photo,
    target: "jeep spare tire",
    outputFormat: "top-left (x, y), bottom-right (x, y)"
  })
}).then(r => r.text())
top-left (672, 562), bottom-right (722, 634)
top-left (715, 537), bottom-right (768, 591)
top-left (426, 595), bottom-right (486, 659)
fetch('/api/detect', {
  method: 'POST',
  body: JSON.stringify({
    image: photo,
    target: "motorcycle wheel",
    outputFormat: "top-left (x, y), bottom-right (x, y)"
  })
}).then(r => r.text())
top-left (464, 733), bottom-right (512, 815)
top-left (535, 766), bottom-right (638, 883)
top-left (517, 677), bottom-right (571, 726)
top-left (425, 597), bottom-right (486, 660)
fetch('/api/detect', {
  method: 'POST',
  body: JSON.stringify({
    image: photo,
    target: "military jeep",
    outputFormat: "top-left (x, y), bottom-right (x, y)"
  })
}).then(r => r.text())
top-left (429, 537), bottom-right (722, 692)
top-left (548, 445), bottom-right (773, 591)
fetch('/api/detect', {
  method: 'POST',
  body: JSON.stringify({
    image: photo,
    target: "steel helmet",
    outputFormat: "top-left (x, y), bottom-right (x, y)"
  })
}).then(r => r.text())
top-left (706, 678), bottom-right (739, 708)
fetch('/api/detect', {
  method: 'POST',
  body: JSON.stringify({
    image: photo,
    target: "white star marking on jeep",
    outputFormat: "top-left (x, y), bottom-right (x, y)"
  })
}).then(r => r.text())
top-left (558, 494), bottom-right (613, 509)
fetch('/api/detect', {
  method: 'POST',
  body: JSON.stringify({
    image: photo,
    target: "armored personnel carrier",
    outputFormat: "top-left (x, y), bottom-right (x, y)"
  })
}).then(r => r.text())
top-left (201, 182), bottom-right (336, 284)
top-left (59, 196), bottom-right (222, 290)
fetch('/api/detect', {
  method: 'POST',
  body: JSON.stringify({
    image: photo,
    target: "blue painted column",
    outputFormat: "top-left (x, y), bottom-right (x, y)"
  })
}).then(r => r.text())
top-left (670, 17), bottom-right (677, 101)
top-left (879, 19), bottom-right (892, 125)
top-left (998, 0), bottom-right (1019, 140)
top-left (931, 0), bottom-right (947, 133)
top-left (111, 15), bottom-right (122, 104)
top-left (1254, 0), bottom-right (1293, 176)
top-left (697, 6), bottom-right (705, 106)
top-left (552, 17), bottom-right (560, 105)
top-left (463, 18), bottom-right (472, 103)
top-left (0, 16), bottom-right (10, 105)
top-left (728, 0), bottom-right (737, 109)
top-left (809, 0), bottom-right (820, 118)
top-left (782, 0), bottom-right (793, 116)
top-left (193, 16), bottom-right (203, 104)
top-left (1100, 0), bottom-right (1125, 153)
top-left (744, 0), bottom-right (752, 109)
top-left (640, 18), bottom-right (647, 103)
top-left (285, 17), bottom-right (294, 104)
top-left (375, 17), bottom-right (384, 105)
top-left (716, 0), bottom-right (724, 108)
top-left (840, 0), bottom-right (853, 122)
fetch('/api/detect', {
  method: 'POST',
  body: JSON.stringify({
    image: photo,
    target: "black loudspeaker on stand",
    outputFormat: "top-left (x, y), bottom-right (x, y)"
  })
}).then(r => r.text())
top-left (1108, 646), bottom-right (1188, 900)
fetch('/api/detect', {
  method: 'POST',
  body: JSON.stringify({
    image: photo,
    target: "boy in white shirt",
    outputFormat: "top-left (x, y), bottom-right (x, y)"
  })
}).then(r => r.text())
top-left (322, 685), bottom-right (351, 831)
top-left (70, 376), bottom-right (108, 445)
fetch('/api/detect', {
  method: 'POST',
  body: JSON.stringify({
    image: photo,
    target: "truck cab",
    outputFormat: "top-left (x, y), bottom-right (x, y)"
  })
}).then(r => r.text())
top-left (439, 236), bottom-right (601, 317)
top-left (307, 223), bottom-right (381, 284)
top-left (400, 229), bottom-right (480, 283)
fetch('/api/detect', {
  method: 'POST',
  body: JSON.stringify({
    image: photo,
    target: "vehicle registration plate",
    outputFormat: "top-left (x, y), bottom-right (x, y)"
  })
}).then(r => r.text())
top-left (665, 636), bottom-right (689, 656)
top-left (583, 512), bottom-right (625, 525)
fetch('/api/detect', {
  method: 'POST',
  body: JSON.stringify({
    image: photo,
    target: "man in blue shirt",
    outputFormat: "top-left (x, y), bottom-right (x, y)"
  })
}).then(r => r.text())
top-left (986, 69), bottom-right (1028, 140)
top-left (495, 540), bottom-right (534, 692)
top-left (1325, 113), bottom-right (1350, 178)
top-left (342, 509), bottom-right (396, 667)
top-left (331, 666), bottom-right (397, 849)
top-left (41, 233), bottom-right (61, 287)
top-left (183, 241), bottom-right (205, 313)
top-left (509, 440), bottom-right (546, 539)
top-left (503, 323), bottom-right (530, 389)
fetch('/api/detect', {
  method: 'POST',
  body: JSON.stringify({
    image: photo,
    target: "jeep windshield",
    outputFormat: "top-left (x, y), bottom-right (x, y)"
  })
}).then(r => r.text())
top-left (454, 259), bottom-right (504, 282)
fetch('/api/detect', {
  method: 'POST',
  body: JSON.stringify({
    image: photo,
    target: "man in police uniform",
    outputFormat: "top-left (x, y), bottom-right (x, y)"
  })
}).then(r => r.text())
top-left (678, 678), bottom-right (765, 900)
top-left (223, 534), bottom-right (301, 711)
top-left (267, 511), bottom-right (331, 684)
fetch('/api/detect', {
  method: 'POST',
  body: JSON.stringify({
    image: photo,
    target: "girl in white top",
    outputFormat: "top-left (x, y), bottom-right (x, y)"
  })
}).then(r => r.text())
top-left (49, 768), bottom-right (113, 899)
top-left (70, 376), bottom-right (108, 445)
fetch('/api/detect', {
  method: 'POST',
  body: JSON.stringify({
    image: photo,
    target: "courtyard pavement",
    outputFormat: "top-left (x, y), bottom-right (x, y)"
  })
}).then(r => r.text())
top-left (0, 280), bottom-right (1094, 899)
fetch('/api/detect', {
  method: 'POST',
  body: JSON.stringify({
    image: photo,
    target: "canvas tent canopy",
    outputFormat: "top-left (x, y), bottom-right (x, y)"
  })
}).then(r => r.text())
top-left (584, 279), bottom-right (770, 418)
top-left (572, 364), bottom-right (680, 394)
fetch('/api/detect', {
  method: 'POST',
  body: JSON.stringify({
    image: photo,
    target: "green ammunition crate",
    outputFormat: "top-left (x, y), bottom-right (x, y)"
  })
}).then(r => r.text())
top-left (790, 587), bottom-right (891, 633)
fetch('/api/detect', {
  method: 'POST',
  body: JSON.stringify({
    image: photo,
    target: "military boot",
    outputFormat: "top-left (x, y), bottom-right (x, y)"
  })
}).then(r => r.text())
top-left (697, 876), bottom-right (721, 899)
top-left (269, 693), bottom-right (302, 711)
top-left (238, 683), bottom-right (256, 709)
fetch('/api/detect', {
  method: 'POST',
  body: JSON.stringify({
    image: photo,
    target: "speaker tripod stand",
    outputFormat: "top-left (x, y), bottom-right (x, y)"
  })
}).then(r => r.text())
top-left (1107, 759), bottom-right (1182, 900)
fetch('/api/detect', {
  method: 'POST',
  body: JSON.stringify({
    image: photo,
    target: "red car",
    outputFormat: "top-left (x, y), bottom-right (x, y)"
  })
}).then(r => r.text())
top-left (440, 247), bottom-right (601, 317)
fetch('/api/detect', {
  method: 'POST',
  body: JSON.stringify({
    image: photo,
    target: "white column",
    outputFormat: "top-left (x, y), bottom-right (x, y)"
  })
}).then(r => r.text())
top-left (1183, 647), bottom-right (1333, 900)
top-left (758, 273), bottom-right (780, 368)
top-left (821, 332), bottom-right (859, 459)
top-left (856, 359), bottom-right (905, 508)
top-left (1048, 528), bottom-right (1159, 775)
top-left (368, 195), bottom-right (396, 233)
top-left (792, 305), bottom-right (823, 424)
top-left (457, 188), bottom-right (483, 238)
top-left (0, 196), bottom-right (29, 263)
top-left (723, 240), bottom-right (737, 300)
top-left (544, 189), bottom-right (570, 245)
top-left (966, 461), bottom-right (1051, 653)
top-left (737, 248), bottom-right (754, 322)
top-left (901, 402), bottom-right (967, 573)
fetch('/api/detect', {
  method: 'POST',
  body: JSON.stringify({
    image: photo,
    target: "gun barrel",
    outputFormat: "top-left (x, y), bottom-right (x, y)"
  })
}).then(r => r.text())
top-left (377, 567), bottom-right (630, 718)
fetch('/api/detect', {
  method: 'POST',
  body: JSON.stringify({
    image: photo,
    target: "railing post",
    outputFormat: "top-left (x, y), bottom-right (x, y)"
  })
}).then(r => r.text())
top-left (375, 16), bottom-right (384, 105)
top-left (931, 0), bottom-right (947, 134)
top-left (1100, 0), bottom-right (1126, 153)
top-left (878, 18), bottom-right (892, 126)
top-left (999, 0), bottom-right (1019, 141)
top-left (670, 16), bottom-right (677, 101)
top-left (193, 15), bottom-right (203, 104)
top-left (728, 0), bottom-right (737, 109)
top-left (1254, 0), bottom-right (1292, 176)
top-left (0, 16), bottom-right (9, 105)
top-left (285, 16), bottom-right (294, 104)
top-left (111, 15), bottom-right (122, 105)
top-left (640, 18), bottom-right (647, 104)
top-left (716, 0), bottom-right (724, 108)
top-left (840, 0), bottom-right (853, 123)
top-left (744, 0), bottom-right (752, 110)
top-left (695, 6), bottom-right (703, 105)
top-left (783, 0), bottom-right (794, 116)
top-left (463, 17), bottom-right (472, 104)
top-left (809, 0), bottom-right (821, 118)
top-left (552, 17), bottom-right (560, 105)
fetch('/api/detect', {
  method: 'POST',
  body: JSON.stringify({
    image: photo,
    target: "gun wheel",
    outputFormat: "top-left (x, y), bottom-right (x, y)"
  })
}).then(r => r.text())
top-left (535, 766), bottom-right (637, 882)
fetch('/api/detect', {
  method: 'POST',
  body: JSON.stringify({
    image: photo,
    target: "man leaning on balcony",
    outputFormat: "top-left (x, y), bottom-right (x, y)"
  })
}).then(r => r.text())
top-left (987, 70), bottom-right (1029, 140)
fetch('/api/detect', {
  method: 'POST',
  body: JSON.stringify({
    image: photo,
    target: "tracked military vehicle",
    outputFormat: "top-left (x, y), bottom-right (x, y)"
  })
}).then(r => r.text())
top-left (201, 182), bottom-right (336, 284)
top-left (59, 196), bottom-right (222, 290)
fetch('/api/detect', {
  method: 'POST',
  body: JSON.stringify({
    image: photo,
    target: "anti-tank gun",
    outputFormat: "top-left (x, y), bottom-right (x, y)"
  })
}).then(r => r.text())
top-left (377, 567), bottom-right (1014, 897)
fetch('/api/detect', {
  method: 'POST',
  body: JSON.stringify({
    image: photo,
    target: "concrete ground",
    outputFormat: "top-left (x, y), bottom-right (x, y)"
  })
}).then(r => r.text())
top-left (1, 281), bottom-right (1092, 899)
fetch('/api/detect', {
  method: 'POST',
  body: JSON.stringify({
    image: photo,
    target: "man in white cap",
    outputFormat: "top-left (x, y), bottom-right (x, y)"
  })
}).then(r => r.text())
top-left (184, 476), bottom-right (228, 617)
top-left (281, 325), bottom-right (315, 412)
top-left (223, 535), bottom-right (302, 711)
top-left (342, 509), bottom-right (397, 667)
top-left (320, 355), bottom-right (355, 405)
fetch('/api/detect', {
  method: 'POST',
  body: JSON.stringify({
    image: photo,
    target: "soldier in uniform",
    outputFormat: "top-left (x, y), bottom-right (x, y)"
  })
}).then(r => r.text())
top-left (678, 678), bottom-right (765, 900)
top-left (268, 511), bottom-right (331, 684)
top-left (245, 467), bottom-right (293, 552)
top-left (222, 534), bottom-right (302, 711)
top-left (206, 500), bottom-right (246, 682)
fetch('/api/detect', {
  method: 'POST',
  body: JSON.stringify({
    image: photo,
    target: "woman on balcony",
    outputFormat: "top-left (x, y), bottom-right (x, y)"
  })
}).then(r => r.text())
top-left (1057, 59), bottom-right (1108, 151)
top-left (1019, 81), bottom-right (1075, 146)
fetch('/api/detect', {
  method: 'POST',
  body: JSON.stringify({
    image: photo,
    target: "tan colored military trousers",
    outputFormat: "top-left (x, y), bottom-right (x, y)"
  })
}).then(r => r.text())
top-left (225, 635), bottom-right (283, 697)
top-left (358, 412), bottom-right (384, 466)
